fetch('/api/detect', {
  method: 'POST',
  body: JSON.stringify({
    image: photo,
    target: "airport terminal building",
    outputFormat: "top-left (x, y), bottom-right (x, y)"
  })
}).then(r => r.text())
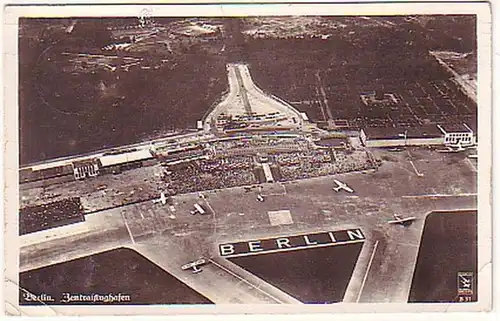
top-left (437, 123), bottom-right (476, 146)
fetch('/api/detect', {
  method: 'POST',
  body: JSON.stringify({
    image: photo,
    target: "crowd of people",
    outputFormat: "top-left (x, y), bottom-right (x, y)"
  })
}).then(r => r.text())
top-left (199, 155), bottom-right (254, 172)
top-left (19, 197), bottom-right (84, 235)
top-left (211, 136), bottom-right (310, 152)
top-left (162, 143), bottom-right (378, 194)
top-left (274, 150), bottom-right (332, 166)
top-left (274, 152), bottom-right (302, 166)
top-left (165, 156), bottom-right (258, 194)
top-left (277, 149), bottom-right (377, 181)
top-left (279, 157), bottom-right (375, 181)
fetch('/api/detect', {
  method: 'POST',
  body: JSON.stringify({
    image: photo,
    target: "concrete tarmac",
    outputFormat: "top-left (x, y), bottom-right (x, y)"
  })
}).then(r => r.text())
top-left (19, 146), bottom-right (477, 304)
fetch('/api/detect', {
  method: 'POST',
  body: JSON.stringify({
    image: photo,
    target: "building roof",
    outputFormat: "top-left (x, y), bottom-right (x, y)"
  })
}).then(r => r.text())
top-left (437, 123), bottom-right (475, 134)
top-left (72, 159), bottom-right (99, 167)
top-left (99, 149), bottom-right (153, 167)
top-left (362, 125), bottom-right (444, 140)
top-left (315, 138), bottom-right (347, 147)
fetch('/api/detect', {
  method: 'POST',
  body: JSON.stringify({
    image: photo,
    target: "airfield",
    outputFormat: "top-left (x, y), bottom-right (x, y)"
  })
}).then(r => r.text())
top-left (16, 16), bottom-right (479, 306)
top-left (19, 145), bottom-right (477, 304)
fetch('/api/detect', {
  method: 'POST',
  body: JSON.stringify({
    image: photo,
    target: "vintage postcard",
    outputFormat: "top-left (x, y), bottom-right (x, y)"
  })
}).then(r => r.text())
top-left (2, 1), bottom-right (492, 316)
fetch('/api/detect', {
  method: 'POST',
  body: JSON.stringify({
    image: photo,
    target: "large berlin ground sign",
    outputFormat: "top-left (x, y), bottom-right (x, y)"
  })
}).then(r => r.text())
top-left (219, 229), bottom-right (366, 258)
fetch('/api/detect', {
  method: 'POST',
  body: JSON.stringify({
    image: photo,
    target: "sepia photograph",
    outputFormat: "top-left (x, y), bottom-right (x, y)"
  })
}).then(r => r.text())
top-left (2, 1), bottom-right (492, 316)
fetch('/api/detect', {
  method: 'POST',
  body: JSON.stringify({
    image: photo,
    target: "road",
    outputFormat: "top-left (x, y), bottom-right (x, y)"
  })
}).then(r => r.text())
top-left (238, 64), bottom-right (304, 126)
top-left (203, 63), bottom-right (305, 132)
top-left (234, 66), bottom-right (253, 115)
top-left (314, 70), bottom-right (334, 122)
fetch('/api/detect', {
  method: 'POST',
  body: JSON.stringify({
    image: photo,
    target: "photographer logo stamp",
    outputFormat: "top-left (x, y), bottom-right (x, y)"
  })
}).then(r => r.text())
top-left (457, 271), bottom-right (474, 302)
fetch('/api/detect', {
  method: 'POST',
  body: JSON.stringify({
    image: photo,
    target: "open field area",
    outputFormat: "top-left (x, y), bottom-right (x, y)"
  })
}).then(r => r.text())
top-left (20, 247), bottom-right (213, 305)
top-left (245, 17), bottom-right (476, 129)
top-left (228, 242), bottom-right (363, 303)
top-left (19, 17), bottom-right (228, 164)
top-left (19, 16), bottom-right (476, 164)
top-left (409, 210), bottom-right (477, 303)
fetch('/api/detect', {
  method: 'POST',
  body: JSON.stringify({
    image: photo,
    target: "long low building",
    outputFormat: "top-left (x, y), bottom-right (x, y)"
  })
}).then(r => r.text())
top-left (262, 163), bottom-right (274, 183)
top-left (360, 123), bottom-right (476, 148)
top-left (99, 149), bottom-right (153, 167)
top-left (360, 125), bottom-right (444, 147)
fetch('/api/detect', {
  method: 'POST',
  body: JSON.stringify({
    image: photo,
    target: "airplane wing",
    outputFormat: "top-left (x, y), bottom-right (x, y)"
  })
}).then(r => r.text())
top-left (181, 258), bottom-right (206, 271)
top-left (388, 217), bottom-right (417, 224)
top-left (344, 185), bottom-right (354, 193)
top-left (399, 216), bottom-right (417, 222)
top-left (333, 179), bottom-right (342, 187)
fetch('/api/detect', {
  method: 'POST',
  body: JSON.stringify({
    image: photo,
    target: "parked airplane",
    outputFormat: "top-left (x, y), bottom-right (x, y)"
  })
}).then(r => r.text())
top-left (333, 179), bottom-right (354, 193)
top-left (152, 192), bottom-right (167, 205)
top-left (190, 203), bottom-right (206, 215)
top-left (181, 258), bottom-right (207, 274)
top-left (388, 214), bottom-right (417, 226)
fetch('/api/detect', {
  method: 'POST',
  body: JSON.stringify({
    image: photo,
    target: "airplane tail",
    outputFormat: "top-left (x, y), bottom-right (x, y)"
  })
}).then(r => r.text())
top-left (333, 187), bottom-right (340, 192)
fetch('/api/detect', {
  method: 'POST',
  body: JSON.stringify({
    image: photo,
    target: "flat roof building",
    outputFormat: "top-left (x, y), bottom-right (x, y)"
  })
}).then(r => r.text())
top-left (262, 163), bottom-right (274, 183)
top-left (360, 125), bottom-right (444, 148)
top-left (314, 137), bottom-right (348, 149)
top-left (72, 159), bottom-right (100, 180)
top-left (437, 123), bottom-right (476, 146)
top-left (360, 123), bottom-right (476, 148)
top-left (99, 149), bottom-right (153, 167)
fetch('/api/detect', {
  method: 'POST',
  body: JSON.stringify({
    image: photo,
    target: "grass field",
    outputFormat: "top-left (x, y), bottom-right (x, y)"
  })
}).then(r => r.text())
top-left (245, 17), bottom-right (476, 129)
top-left (20, 247), bottom-right (213, 305)
top-left (228, 242), bottom-right (364, 303)
top-left (408, 210), bottom-right (477, 303)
